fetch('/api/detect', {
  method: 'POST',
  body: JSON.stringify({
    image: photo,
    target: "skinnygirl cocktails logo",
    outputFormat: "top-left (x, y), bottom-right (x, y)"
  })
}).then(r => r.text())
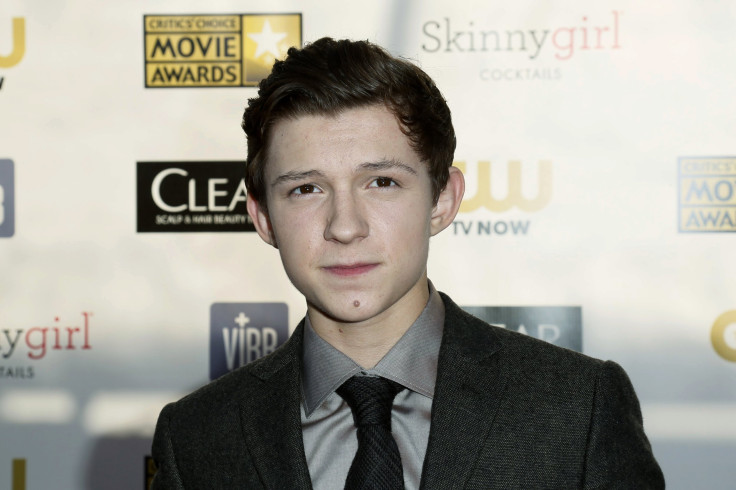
top-left (421, 11), bottom-right (623, 81)
top-left (0, 312), bottom-right (93, 380)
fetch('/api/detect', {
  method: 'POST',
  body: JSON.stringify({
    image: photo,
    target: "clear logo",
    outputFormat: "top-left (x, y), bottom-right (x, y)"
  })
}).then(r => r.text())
top-left (461, 305), bottom-right (582, 352)
top-left (137, 161), bottom-right (254, 232)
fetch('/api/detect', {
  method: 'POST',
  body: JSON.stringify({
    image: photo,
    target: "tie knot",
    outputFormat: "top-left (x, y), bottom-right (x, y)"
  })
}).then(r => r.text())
top-left (336, 376), bottom-right (403, 428)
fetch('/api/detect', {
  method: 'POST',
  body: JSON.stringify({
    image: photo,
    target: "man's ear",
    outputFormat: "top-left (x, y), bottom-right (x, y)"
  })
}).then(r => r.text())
top-left (430, 166), bottom-right (465, 236)
top-left (246, 194), bottom-right (278, 248)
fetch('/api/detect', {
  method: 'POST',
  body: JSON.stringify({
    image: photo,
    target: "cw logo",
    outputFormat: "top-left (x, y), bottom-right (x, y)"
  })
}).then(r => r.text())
top-left (455, 160), bottom-right (553, 213)
top-left (0, 18), bottom-right (25, 68)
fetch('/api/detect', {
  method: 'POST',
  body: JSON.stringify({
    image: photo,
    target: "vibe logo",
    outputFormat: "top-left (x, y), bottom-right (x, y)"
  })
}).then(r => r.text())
top-left (453, 160), bottom-right (552, 237)
top-left (711, 310), bottom-right (736, 362)
top-left (209, 303), bottom-right (288, 380)
top-left (0, 159), bottom-right (15, 238)
top-left (461, 306), bottom-right (582, 352)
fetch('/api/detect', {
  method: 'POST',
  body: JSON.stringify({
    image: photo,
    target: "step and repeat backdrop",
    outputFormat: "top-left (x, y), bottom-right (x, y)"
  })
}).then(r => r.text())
top-left (1, 0), bottom-right (735, 488)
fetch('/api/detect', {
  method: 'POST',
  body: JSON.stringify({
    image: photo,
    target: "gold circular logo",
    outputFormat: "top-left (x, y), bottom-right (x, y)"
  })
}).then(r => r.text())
top-left (711, 310), bottom-right (736, 362)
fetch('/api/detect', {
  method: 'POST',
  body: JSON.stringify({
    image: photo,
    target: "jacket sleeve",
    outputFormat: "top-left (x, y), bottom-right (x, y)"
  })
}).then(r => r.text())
top-left (150, 403), bottom-right (185, 490)
top-left (582, 361), bottom-right (665, 489)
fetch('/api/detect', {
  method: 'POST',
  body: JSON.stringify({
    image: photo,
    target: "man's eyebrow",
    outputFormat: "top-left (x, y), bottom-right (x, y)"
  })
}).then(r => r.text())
top-left (271, 169), bottom-right (326, 187)
top-left (359, 159), bottom-right (417, 175)
top-left (270, 160), bottom-right (417, 187)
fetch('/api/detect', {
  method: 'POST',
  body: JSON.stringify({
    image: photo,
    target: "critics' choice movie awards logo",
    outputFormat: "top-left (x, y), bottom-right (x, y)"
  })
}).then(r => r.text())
top-left (0, 312), bottom-right (93, 380)
top-left (461, 306), bottom-right (582, 352)
top-left (143, 14), bottom-right (301, 87)
top-left (453, 160), bottom-right (552, 237)
top-left (209, 303), bottom-right (288, 380)
top-left (137, 161), bottom-right (254, 232)
top-left (712, 311), bottom-right (736, 362)
top-left (0, 17), bottom-right (25, 90)
top-left (679, 157), bottom-right (736, 232)
top-left (421, 11), bottom-right (622, 82)
top-left (0, 159), bottom-right (14, 237)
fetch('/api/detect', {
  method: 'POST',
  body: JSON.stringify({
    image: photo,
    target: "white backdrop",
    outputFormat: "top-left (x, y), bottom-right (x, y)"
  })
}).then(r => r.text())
top-left (1, 1), bottom-right (735, 488)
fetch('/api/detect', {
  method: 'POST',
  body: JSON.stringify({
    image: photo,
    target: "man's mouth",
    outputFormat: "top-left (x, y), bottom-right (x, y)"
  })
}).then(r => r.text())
top-left (323, 263), bottom-right (379, 277)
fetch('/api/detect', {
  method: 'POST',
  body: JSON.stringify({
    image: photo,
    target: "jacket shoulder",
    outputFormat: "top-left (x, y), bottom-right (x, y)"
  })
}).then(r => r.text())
top-left (164, 321), bottom-right (303, 420)
top-left (440, 291), bottom-right (604, 369)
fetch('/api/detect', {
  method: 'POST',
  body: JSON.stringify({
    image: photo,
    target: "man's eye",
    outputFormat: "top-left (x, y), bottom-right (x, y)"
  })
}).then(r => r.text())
top-left (291, 184), bottom-right (319, 195)
top-left (369, 177), bottom-right (397, 188)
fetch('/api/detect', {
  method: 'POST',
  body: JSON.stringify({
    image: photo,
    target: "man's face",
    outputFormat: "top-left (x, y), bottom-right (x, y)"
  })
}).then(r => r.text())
top-left (248, 105), bottom-right (446, 327)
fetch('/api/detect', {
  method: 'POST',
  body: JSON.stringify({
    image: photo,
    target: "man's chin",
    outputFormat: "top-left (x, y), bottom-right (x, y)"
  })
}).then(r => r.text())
top-left (307, 299), bottom-right (382, 326)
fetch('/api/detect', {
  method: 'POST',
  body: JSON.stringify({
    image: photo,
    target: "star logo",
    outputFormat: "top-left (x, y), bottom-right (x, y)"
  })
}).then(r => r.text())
top-left (247, 20), bottom-right (287, 59)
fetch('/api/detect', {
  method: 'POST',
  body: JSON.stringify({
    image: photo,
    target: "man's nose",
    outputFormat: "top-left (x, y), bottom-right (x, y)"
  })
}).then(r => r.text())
top-left (323, 191), bottom-right (369, 243)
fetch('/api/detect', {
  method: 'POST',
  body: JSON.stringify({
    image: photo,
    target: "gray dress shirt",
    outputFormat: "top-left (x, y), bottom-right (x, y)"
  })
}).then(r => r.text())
top-left (300, 284), bottom-right (445, 490)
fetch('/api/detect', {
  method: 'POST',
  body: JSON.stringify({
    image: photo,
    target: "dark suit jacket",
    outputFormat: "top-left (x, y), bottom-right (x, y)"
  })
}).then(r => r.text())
top-left (151, 293), bottom-right (664, 489)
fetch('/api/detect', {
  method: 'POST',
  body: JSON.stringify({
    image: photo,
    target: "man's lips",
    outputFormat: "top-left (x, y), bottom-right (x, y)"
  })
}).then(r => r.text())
top-left (323, 263), bottom-right (379, 277)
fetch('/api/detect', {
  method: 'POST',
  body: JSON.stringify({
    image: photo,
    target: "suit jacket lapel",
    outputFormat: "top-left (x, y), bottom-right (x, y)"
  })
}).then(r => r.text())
top-left (420, 294), bottom-right (509, 490)
top-left (239, 322), bottom-right (313, 489)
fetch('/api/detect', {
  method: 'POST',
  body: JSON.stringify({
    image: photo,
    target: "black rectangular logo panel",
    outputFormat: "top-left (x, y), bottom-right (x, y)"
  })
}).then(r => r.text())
top-left (137, 161), bottom-right (254, 232)
top-left (462, 306), bottom-right (582, 352)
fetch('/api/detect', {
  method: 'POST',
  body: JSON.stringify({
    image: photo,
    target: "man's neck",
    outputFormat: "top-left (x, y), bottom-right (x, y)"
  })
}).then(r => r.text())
top-left (307, 282), bottom-right (430, 369)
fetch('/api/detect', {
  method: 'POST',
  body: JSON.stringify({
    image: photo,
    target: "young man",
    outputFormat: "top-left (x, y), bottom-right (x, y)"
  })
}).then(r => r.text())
top-left (152, 38), bottom-right (664, 489)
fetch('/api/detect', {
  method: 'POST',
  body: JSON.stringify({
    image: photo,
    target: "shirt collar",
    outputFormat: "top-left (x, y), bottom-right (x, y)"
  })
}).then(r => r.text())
top-left (301, 281), bottom-right (445, 417)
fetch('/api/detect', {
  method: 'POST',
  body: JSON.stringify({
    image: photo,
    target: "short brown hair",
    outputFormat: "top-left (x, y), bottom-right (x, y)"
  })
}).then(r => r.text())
top-left (242, 37), bottom-right (456, 205)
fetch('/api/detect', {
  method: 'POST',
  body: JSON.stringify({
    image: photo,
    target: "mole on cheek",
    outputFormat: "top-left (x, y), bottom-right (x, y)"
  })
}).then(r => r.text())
top-left (353, 300), bottom-right (360, 307)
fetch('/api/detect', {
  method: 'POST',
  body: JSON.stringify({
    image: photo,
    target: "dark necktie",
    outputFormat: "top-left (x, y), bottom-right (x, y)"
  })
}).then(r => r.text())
top-left (336, 375), bottom-right (405, 490)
